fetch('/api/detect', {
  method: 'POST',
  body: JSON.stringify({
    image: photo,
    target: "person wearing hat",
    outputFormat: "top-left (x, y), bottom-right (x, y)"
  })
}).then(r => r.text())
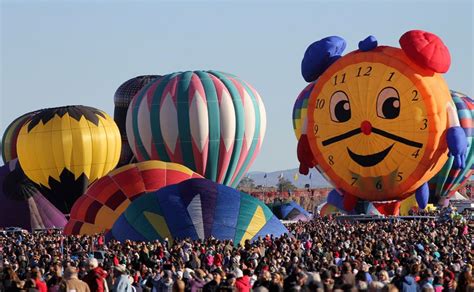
top-left (112, 265), bottom-right (132, 292)
top-left (59, 267), bottom-right (91, 292)
top-left (188, 269), bottom-right (205, 292)
top-left (84, 258), bottom-right (108, 292)
top-left (234, 268), bottom-right (250, 292)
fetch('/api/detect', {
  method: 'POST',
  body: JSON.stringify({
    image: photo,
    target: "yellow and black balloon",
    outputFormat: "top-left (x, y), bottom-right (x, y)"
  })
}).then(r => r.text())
top-left (16, 106), bottom-right (121, 213)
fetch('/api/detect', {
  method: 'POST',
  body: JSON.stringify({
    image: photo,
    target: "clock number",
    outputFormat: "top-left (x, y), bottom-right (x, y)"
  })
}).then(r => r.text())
top-left (313, 124), bottom-right (319, 135)
top-left (397, 172), bottom-right (403, 182)
top-left (420, 119), bottom-right (428, 130)
top-left (328, 155), bottom-right (334, 165)
top-left (387, 72), bottom-right (395, 82)
top-left (351, 176), bottom-right (358, 186)
top-left (412, 149), bottom-right (420, 158)
top-left (412, 90), bottom-right (419, 101)
top-left (315, 99), bottom-right (325, 109)
top-left (333, 73), bottom-right (346, 85)
top-left (356, 66), bottom-right (372, 77)
top-left (376, 180), bottom-right (382, 191)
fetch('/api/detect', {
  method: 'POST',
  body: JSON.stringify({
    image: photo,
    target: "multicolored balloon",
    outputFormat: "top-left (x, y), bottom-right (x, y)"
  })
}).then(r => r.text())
top-left (1, 111), bottom-right (38, 163)
top-left (0, 160), bottom-right (67, 231)
top-left (17, 106), bottom-right (121, 213)
top-left (64, 160), bottom-right (202, 235)
top-left (110, 178), bottom-right (288, 244)
top-left (114, 75), bottom-right (160, 166)
top-left (298, 31), bottom-right (460, 212)
top-left (429, 91), bottom-right (474, 203)
top-left (126, 71), bottom-right (266, 187)
top-left (267, 200), bottom-right (312, 221)
top-left (292, 82), bottom-right (316, 140)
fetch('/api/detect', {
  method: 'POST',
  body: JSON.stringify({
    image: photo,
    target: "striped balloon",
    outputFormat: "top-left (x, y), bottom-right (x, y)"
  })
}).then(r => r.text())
top-left (2, 111), bottom-right (38, 163)
top-left (110, 178), bottom-right (288, 244)
top-left (292, 82), bottom-right (316, 140)
top-left (428, 90), bottom-right (474, 203)
top-left (64, 160), bottom-right (202, 235)
top-left (126, 71), bottom-right (266, 187)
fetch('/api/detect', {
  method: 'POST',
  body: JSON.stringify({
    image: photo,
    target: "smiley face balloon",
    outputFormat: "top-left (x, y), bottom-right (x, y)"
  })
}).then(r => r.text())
top-left (298, 30), bottom-right (468, 211)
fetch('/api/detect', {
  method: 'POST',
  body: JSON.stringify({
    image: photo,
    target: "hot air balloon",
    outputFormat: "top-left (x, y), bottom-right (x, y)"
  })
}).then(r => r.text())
top-left (64, 160), bottom-right (202, 235)
top-left (1, 111), bottom-right (38, 163)
top-left (114, 75), bottom-right (160, 166)
top-left (428, 91), bottom-right (474, 204)
top-left (16, 105), bottom-right (121, 213)
top-left (126, 71), bottom-right (267, 187)
top-left (0, 160), bottom-right (67, 231)
top-left (292, 82), bottom-right (316, 140)
top-left (267, 200), bottom-right (312, 221)
top-left (297, 30), bottom-right (468, 213)
top-left (110, 178), bottom-right (288, 244)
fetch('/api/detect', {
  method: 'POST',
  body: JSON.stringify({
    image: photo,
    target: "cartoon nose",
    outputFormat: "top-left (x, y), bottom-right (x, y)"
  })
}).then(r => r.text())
top-left (361, 121), bottom-right (372, 135)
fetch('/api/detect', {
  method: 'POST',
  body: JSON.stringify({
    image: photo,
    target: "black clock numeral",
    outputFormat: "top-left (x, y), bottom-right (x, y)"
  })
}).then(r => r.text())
top-left (333, 73), bottom-right (346, 85)
top-left (387, 72), bottom-right (395, 82)
top-left (351, 176), bottom-right (358, 186)
top-left (356, 66), bottom-right (372, 77)
top-left (313, 124), bottom-right (319, 135)
top-left (420, 119), bottom-right (428, 130)
top-left (397, 172), bottom-right (403, 182)
top-left (376, 180), bottom-right (382, 191)
top-left (315, 99), bottom-right (325, 109)
top-left (412, 90), bottom-right (419, 101)
top-left (328, 155), bottom-right (334, 165)
top-left (412, 149), bottom-right (420, 158)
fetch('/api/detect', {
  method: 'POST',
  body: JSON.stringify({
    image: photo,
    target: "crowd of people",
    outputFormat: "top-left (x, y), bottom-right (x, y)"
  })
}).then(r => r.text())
top-left (0, 211), bottom-right (472, 292)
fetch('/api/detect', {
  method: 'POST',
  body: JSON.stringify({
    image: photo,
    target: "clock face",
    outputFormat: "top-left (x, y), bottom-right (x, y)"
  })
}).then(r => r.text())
top-left (307, 48), bottom-right (449, 201)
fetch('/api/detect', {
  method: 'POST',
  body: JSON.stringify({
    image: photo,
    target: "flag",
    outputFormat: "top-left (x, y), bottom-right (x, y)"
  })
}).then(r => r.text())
top-left (309, 173), bottom-right (312, 180)
top-left (278, 173), bottom-right (284, 179)
top-left (294, 173), bottom-right (299, 181)
top-left (264, 173), bottom-right (267, 179)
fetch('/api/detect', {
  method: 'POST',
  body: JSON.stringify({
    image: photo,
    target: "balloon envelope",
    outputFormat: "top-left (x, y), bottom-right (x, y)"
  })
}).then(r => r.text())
top-left (292, 82), bottom-right (316, 140)
top-left (111, 178), bottom-right (288, 244)
top-left (126, 71), bottom-right (266, 187)
top-left (429, 91), bottom-right (474, 203)
top-left (16, 105), bottom-right (121, 213)
top-left (64, 160), bottom-right (202, 235)
top-left (267, 200), bottom-right (312, 221)
top-left (1, 111), bottom-right (38, 163)
top-left (114, 75), bottom-right (160, 166)
top-left (0, 160), bottom-right (67, 231)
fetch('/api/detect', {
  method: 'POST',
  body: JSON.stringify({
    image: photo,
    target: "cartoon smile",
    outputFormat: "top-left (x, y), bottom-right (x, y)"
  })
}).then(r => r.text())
top-left (347, 144), bottom-right (394, 167)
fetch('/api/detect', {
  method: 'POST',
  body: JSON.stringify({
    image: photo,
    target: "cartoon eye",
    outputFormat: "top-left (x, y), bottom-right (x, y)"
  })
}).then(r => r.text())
top-left (330, 91), bottom-right (351, 123)
top-left (377, 87), bottom-right (400, 119)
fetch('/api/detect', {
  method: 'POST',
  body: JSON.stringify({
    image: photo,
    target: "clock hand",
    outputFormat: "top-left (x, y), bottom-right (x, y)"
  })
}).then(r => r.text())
top-left (371, 127), bottom-right (423, 148)
top-left (322, 128), bottom-right (362, 146)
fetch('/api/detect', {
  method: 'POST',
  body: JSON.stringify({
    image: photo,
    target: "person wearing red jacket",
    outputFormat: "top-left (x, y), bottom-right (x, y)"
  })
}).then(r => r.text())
top-left (33, 269), bottom-right (47, 292)
top-left (83, 258), bottom-right (108, 292)
top-left (234, 269), bottom-right (250, 292)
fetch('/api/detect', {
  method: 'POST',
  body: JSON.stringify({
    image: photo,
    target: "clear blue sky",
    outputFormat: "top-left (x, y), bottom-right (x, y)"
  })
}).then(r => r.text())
top-left (1, 0), bottom-right (472, 172)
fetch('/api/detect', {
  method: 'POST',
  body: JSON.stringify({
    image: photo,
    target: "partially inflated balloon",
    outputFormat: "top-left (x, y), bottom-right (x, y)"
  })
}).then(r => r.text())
top-left (64, 160), bottom-right (202, 235)
top-left (0, 160), bottom-right (67, 231)
top-left (111, 178), bottom-right (288, 244)
top-left (126, 71), bottom-right (266, 187)
top-left (17, 106), bottom-right (121, 213)
top-left (1, 111), bottom-right (38, 163)
top-left (429, 91), bottom-right (474, 203)
top-left (292, 82), bottom-right (316, 140)
top-left (114, 75), bottom-right (160, 166)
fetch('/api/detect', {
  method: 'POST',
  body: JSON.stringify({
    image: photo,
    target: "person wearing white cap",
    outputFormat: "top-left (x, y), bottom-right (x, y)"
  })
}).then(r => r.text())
top-left (112, 265), bottom-right (132, 292)
top-left (234, 268), bottom-right (250, 292)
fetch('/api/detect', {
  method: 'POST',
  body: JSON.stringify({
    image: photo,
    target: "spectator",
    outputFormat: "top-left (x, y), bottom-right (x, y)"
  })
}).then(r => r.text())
top-left (112, 265), bottom-right (132, 292)
top-left (84, 258), bottom-right (108, 292)
top-left (59, 267), bottom-right (91, 292)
